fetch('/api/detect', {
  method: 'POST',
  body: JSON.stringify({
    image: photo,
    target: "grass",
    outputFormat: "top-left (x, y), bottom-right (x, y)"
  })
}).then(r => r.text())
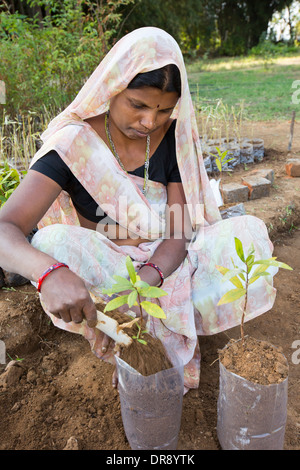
top-left (1, 53), bottom-right (300, 171)
top-left (187, 54), bottom-right (300, 121)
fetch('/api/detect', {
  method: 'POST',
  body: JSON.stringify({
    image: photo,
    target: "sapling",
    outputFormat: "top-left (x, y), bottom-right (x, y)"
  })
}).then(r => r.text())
top-left (216, 237), bottom-right (293, 344)
top-left (209, 146), bottom-right (234, 175)
top-left (209, 147), bottom-right (235, 200)
top-left (0, 161), bottom-right (25, 207)
top-left (103, 256), bottom-right (168, 345)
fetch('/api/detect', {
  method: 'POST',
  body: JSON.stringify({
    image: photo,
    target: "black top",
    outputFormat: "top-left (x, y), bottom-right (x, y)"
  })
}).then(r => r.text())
top-left (31, 120), bottom-right (181, 223)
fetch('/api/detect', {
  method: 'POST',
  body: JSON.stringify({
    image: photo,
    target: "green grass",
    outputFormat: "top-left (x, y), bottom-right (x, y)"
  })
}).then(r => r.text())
top-left (187, 55), bottom-right (300, 121)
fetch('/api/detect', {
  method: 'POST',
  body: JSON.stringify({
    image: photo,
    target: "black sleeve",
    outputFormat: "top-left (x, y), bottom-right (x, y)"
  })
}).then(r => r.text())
top-left (167, 121), bottom-right (181, 183)
top-left (30, 150), bottom-right (71, 189)
top-left (168, 160), bottom-right (181, 183)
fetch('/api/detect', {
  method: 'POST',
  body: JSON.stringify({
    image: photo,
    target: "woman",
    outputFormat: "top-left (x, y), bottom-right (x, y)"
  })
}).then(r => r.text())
top-left (0, 27), bottom-right (276, 391)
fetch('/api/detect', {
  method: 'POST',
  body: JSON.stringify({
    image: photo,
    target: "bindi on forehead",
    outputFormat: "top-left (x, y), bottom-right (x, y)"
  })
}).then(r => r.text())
top-left (157, 104), bottom-right (160, 108)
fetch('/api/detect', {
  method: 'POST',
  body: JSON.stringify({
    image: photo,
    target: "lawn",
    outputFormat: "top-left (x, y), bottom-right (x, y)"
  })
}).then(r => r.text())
top-left (187, 55), bottom-right (300, 121)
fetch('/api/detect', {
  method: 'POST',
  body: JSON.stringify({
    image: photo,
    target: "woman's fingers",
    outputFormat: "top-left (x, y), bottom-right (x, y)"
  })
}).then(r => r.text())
top-left (101, 333), bottom-right (111, 353)
top-left (82, 296), bottom-right (98, 327)
top-left (52, 309), bottom-right (72, 323)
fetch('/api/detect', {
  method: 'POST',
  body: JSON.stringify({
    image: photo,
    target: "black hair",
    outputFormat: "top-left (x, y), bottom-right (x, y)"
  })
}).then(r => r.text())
top-left (127, 64), bottom-right (181, 97)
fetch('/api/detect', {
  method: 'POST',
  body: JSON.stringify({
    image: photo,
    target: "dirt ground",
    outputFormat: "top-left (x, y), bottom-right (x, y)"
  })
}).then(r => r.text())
top-left (0, 120), bottom-right (299, 451)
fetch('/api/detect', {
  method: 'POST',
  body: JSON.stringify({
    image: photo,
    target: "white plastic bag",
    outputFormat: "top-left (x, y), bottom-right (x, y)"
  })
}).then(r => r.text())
top-left (209, 178), bottom-right (223, 207)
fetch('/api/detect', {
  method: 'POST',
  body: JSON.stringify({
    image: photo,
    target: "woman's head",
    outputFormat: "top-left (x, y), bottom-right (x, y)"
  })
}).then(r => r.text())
top-left (127, 64), bottom-right (181, 97)
top-left (108, 64), bottom-right (181, 140)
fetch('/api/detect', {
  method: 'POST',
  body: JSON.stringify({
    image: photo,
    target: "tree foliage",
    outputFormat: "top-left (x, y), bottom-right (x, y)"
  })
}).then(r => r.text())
top-left (0, 0), bottom-right (134, 114)
top-left (122, 0), bottom-right (296, 56)
top-left (0, 0), bottom-right (298, 116)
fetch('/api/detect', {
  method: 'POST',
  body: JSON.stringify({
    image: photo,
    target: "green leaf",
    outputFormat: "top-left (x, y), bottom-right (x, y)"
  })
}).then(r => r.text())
top-left (112, 275), bottom-right (132, 288)
top-left (140, 301), bottom-right (166, 319)
top-left (249, 263), bottom-right (269, 279)
top-left (234, 237), bottom-right (245, 262)
top-left (216, 265), bottom-right (244, 289)
top-left (103, 283), bottom-right (133, 295)
top-left (139, 286), bottom-right (168, 298)
top-left (249, 271), bottom-right (271, 285)
top-left (127, 290), bottom-right (138, 308)
top-left (103, 295), bottom-right (129, 312)
top-left (125, 256), bottom-right (137, 283)
top-left (247, 242), bottom-right (255, 258)
top-left (245, 254), bottom-right (255, 269)
top-left (133, 336), bottom-right (147, 345)
top-left (215, 159), bottom-right (222, 171)
top-left (217, 287), bottom-right (246, 306)
top-left (134, 280), bottom-right (150, 289)
top-left (252, 259), bottom-right (293, 270)
top-left (219, 267), bottom-right (245, 283)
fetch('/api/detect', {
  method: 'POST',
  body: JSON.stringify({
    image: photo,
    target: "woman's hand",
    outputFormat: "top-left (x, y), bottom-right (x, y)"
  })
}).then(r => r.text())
top-left (39, 266), bottom-right (98, 327)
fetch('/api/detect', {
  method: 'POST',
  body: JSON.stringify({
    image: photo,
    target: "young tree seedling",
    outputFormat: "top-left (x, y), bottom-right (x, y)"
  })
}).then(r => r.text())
top-left (103, 256), bottom-right (168, 345)
top-left (216, 237), bottom-right (293, 344)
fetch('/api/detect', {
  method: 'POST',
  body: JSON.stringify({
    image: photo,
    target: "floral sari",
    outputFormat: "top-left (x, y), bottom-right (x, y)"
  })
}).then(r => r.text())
top-left (29, 27), bottom-right (276, 390)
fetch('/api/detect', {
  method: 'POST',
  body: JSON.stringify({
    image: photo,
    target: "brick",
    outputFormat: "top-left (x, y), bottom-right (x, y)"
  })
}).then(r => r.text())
top-left (285, 158), bottom-right (300, 177)
top-left (241, 176), bottom-right (271, 200)
top-left (248, 168), bottom-right (275, 184)
top-left (222, 182), bottom-right (249, 204)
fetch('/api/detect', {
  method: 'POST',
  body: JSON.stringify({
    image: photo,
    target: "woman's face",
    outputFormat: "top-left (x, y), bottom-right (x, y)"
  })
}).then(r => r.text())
top-left (108, 87), bottom-right (179, 140)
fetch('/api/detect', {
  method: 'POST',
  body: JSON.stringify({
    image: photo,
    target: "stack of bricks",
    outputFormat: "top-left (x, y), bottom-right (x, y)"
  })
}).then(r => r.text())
top-left (221, 169), bottom-right (274, 204)
top-left (285, 158), bottom-right (300, 177)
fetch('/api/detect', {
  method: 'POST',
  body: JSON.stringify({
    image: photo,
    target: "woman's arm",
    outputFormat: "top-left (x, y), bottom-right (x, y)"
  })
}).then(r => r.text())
top-left (0, 170), bottom-right (98, 326)
top-left (137, 182), bottom-right (192, 285)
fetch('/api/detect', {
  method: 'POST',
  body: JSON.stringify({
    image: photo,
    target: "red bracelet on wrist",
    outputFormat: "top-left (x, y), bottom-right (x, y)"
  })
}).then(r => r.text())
top-left (140, 262), bottom-right (164, 287)
top-left (37, 263), bottom-right (69, 292)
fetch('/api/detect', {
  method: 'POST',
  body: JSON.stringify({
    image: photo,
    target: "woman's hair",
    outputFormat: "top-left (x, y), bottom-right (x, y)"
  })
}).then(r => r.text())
top-left (127, 64), bottom-right (181, 97)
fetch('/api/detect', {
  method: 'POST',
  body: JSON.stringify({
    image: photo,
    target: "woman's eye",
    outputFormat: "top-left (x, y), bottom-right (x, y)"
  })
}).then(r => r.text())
top-left (132, 103), bottom-right (143, 109)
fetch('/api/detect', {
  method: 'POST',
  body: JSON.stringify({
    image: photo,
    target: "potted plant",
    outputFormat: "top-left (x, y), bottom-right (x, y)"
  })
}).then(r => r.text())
top-left (215, 237), bottom-right (292, 450)
top-left (209, 146), bottom-right (235, 208)
top-left (101, 256), bottom-right (184, 450)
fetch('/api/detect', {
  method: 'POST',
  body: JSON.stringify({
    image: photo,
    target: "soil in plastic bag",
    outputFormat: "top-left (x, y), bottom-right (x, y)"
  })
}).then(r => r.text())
top-left (219, 336), bottom-right (289, 385)
top-left (115, 355), bottom-right (184, 450)
top-left (95, 304), bottom-right (173, 376)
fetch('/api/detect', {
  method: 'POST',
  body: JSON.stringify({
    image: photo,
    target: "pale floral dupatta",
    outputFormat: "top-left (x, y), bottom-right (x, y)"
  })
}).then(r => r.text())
top-left (29, 27), bottom-right (277, 391)
top-left (30, 27), bottom-right (221, 235)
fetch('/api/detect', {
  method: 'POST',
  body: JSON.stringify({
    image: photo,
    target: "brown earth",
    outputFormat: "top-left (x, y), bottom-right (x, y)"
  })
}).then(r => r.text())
top-left (0, 120), bottom-right (299, 451)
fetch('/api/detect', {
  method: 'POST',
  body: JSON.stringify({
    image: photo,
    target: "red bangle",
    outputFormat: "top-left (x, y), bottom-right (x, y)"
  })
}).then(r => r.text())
top-left (140, 262), bottom-right (164, 287)
top-left (37, 263), bottom-right (69, 292)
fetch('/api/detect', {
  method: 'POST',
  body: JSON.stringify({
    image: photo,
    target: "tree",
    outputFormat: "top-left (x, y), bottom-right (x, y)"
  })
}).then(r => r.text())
top-left (216, 0), bottom-right (295, 55)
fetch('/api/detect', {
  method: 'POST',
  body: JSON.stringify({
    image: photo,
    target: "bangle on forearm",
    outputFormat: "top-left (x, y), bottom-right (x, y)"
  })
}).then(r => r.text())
top-left (37, 263), bottom-right (69, 292)
top-left (139, 262), bottom-right (164, 287)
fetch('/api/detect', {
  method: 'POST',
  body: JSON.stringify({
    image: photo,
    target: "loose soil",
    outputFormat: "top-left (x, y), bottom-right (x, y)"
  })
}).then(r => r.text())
top-left (219, 336), bottom-right (289, 385)
top-left (96, 307), bottom-right (173, 376)
top-left (0, 120), bottom-right (299, 450)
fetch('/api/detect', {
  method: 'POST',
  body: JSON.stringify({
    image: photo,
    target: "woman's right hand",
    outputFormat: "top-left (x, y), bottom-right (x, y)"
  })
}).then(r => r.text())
top-left (39, 266), bottom-right (98, 327)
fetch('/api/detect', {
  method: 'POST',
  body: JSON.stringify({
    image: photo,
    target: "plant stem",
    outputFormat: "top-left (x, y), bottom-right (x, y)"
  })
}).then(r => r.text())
top-left (136, 292), bottom-right (144, 340)
top-left (241, 268), bottom-right (249, 345)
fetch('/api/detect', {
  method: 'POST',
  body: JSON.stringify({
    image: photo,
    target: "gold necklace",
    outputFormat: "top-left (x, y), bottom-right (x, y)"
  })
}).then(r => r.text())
top-left (105, 111), bottom-right (150, 195)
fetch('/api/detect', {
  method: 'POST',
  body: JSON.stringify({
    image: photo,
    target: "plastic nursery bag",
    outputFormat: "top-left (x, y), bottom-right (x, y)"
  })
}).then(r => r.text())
top-left (217, 361), bottom-right (288, 450)
top-left (209, 179), bottom-right (223, 207)
top-left (115, 356), bottom-right (184, 450)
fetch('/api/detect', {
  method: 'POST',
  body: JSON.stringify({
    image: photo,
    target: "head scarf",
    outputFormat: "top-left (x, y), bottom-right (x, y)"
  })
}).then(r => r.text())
top-left (31, 27), bottom-right (221, 234)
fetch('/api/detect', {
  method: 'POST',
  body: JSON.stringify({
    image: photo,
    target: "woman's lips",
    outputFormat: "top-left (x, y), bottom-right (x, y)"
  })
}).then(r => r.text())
top-left (134, 129), bottom-right (150, 137)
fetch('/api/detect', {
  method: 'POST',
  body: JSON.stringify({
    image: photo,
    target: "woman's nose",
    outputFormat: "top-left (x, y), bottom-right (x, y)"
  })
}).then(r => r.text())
top-left (140, 111), bottom-right (156, 131)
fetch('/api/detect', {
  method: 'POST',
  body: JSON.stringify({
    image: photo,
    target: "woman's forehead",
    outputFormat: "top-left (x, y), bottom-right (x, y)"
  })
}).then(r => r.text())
top-left (123, 87), bottom-right (179, 108)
